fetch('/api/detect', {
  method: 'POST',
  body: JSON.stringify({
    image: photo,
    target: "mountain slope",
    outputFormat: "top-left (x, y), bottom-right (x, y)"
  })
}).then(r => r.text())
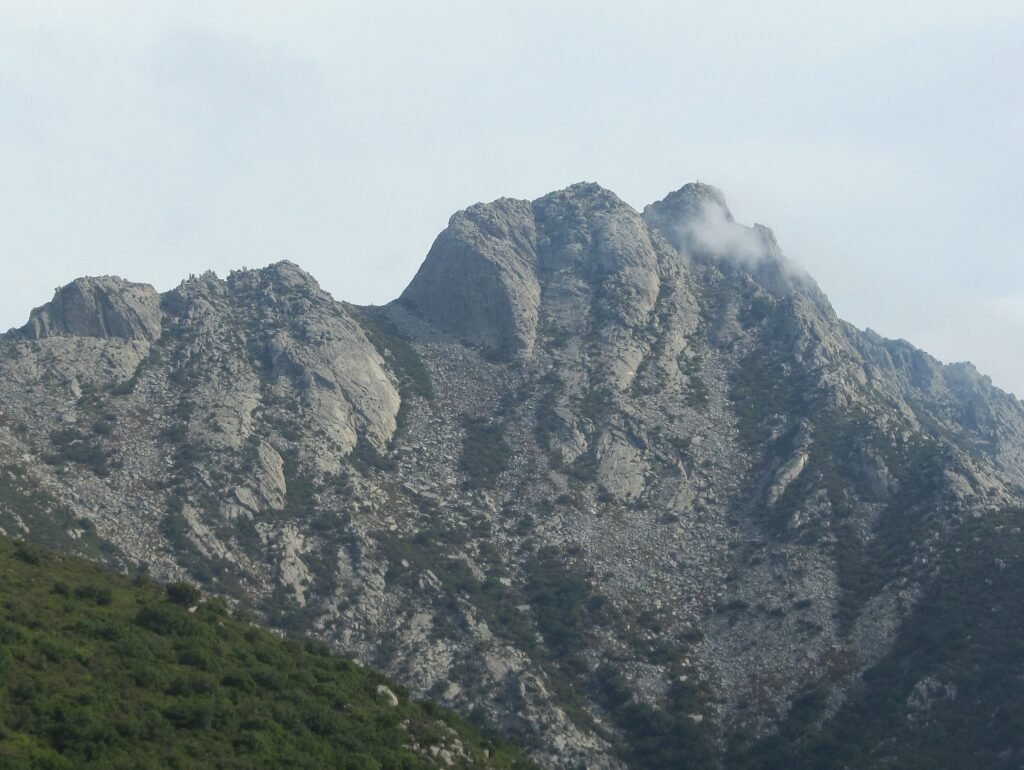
top-left (0, 536), bottom-right (535, 769)
top-left (1, 182), bottom-right (1022, 768)
top-left (732, 507), bottom-right (1024, 769)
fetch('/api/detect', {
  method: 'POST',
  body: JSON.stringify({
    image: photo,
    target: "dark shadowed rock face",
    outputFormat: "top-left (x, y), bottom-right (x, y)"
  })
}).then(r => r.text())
top-left (400, 197), bottom-right (540, 358)
top-left (22, 276), bottom-right (162, 342)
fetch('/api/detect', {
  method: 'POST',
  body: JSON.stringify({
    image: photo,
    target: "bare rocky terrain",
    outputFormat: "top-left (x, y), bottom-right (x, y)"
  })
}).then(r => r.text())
top-left (2, 182), bottom-right (1023, 768)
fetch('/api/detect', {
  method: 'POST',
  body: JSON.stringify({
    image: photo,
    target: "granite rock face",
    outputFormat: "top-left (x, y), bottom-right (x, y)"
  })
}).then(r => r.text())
top-left (401, 183), bottom-right (661, 366)
top-left (22, 275), bottom-right (162, 342)
top-left (157, 261), bottom-right (401, 464)
top-left (401, 197), bottom-right (541, 358)
top-left (3, 183), bottom-right (1024, 769)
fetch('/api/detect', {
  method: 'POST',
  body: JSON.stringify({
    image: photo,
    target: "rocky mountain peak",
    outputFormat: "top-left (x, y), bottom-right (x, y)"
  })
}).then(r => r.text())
top-left (400, 182), bottom-right (663, 360)
top-left (246, 259), bottom-right (322, 292)
top-left (223, 261), bottom-right (333, 316)
top-left (643, 182), bottom-right (771, 265)
top-left (532, 183), bottom-right (657, 278)
top-left (155, 261), bottom-right (401, 465)
top-left (20, 275), bottom-right (162, 342)
top-left (538, 180), bottom-right (629, 212)
top-left (644, 183), bottom-right (826, 305)
top-left (165, 261), bottom-right (324, 308)
top-left (400, 180), bottom-right (835, 370)
top-left (643, 181), bottom-right (734, 230)
top-left (399, 195), bottom-right (540, 358)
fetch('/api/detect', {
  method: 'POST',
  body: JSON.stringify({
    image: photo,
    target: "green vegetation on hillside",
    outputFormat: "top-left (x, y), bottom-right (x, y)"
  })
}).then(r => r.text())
top-left (729, 348), bottom-right (813, 451)
top-left (350, 306), bottom-right (433, 403)
top-left (0, 537), bottom-right (535, 769)
top-left (45, 426), bottom-right (114, 478)
top-left (0, 466), bottom-right (110, 563)
top-left (459, 416), bottom-right (511, 490)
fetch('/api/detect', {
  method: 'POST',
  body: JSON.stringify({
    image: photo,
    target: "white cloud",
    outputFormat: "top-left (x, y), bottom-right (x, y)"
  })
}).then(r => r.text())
top-left (676, 200), bottom-right (772, 265)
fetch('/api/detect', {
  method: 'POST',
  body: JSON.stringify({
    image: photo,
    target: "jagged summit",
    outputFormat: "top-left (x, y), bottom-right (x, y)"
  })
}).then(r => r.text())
top-left (644, 182), bottom-right (770, 264)
top-left (235, 259), bottom-right (322, 291)
top-left (169, 260), bottom-right (326, 300)
top-left (643, 181), bottom-right (734, 228)
top-left (18, 262), bottom-right (327, 347)
top-left (400, 180), bottom-right (831, 361)
top-left (543, 180), bottom-right (631, 209)
top-left (398, 181), bottom-right (671, 359)
top-left (644, 183), bottom-right (826, 304)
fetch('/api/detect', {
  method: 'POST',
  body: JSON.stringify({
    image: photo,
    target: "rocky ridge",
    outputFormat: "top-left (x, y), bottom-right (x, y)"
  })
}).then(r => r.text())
top-left (2, 182), bottom-right (1023, 768)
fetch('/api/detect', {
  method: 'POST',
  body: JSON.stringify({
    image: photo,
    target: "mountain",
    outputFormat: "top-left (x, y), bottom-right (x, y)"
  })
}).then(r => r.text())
top-left (0, 536), bottom-right (535, 768)
top-left (2, 181), bottom-right (1023, 768)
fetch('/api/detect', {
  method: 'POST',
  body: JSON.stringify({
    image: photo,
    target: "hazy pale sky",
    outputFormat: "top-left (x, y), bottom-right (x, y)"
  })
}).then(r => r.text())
top-left (2, 2), bottom-right (1022, 395)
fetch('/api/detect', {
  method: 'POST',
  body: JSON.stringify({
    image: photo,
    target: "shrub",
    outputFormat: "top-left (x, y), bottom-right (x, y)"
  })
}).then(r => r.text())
top-left (167, 582), bottom-right (202, 607)
top-left (460, 416), bottom-right (511, 490)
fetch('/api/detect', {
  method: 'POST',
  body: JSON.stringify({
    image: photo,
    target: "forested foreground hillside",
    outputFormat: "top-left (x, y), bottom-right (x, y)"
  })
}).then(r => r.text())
top-left (0, 537), bottom-right (535, 769)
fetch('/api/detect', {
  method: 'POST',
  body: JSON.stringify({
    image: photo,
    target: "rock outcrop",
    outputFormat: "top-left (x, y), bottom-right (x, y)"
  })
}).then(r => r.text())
top-left (401, 183), bottom-right (661, 369)
top-left (22, 275), bottom-right (162, 342)
top-left (402, 197), bottom-right (541, 358)
top-left (159, 261), bottom-right (401, 466)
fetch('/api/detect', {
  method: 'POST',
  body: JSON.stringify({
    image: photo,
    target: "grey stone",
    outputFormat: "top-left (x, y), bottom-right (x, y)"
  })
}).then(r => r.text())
top-left (23, 275), bottom-right (162, 342)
